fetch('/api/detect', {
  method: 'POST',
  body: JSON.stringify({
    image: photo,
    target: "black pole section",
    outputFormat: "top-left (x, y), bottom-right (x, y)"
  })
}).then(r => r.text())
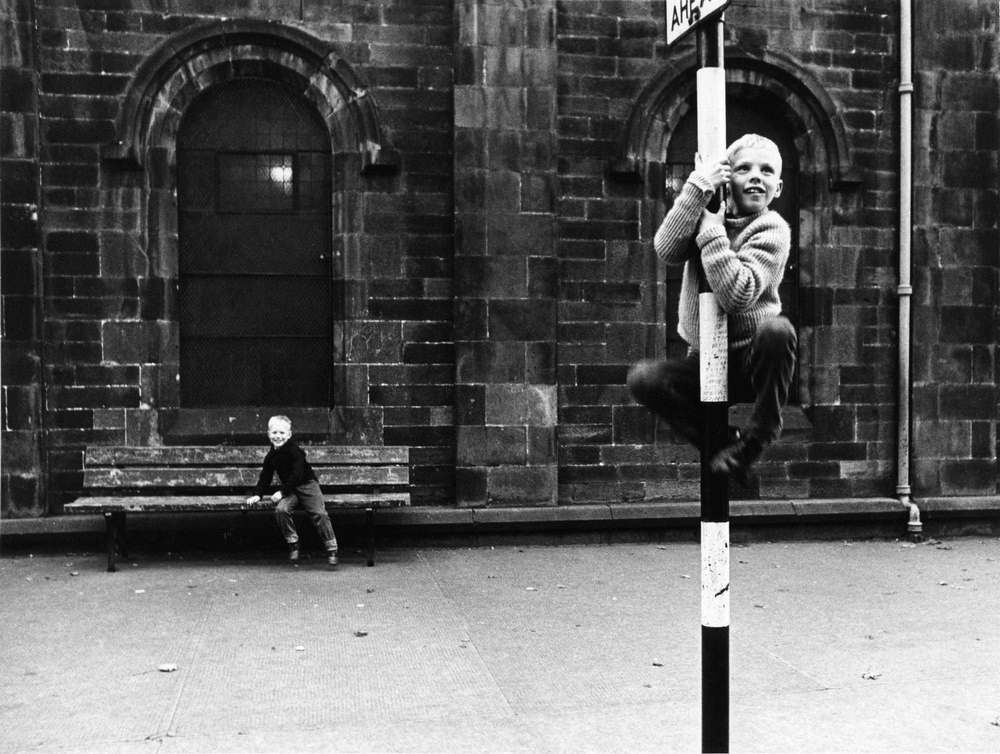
top-left (696, 18), bottom-right (730, 754)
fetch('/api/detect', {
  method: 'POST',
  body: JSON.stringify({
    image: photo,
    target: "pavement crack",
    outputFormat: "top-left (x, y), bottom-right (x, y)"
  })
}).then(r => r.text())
top-left (416, 550), bottom-right (517, 717)
top-left (748, 640), bottom-right (831, 690)
top-left (152, 584), bottom-right (216, 741)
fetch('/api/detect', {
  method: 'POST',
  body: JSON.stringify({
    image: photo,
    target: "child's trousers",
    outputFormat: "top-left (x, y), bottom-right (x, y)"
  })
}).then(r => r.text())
top-left (627, 316), bottom-right (797, 448)
top-left (274, 480), bottom-right (338, 552)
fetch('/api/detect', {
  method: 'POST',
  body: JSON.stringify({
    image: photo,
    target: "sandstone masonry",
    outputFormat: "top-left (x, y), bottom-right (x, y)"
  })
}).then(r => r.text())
top-left (2, 0), bottom-right (997, 517)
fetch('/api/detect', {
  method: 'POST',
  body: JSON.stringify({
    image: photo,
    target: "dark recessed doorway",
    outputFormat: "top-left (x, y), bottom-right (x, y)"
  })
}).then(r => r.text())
top-left (176, 79), bottom-right (333, 407)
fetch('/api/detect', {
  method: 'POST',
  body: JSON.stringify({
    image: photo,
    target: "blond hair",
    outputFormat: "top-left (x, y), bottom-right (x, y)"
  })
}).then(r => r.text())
top-left (727, 133), bottom-right (782, 176)
top-left (267, 414), bottom-right (292, 430)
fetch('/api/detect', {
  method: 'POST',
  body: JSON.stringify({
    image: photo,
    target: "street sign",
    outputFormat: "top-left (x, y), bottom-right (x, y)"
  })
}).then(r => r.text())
top-left (665, 0), bottom-right (731, 45)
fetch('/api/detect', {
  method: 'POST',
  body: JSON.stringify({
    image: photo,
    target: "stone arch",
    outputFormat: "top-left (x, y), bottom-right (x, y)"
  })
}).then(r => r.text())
top-left (102, 20), bottom-right (397, 439)
top-left (104, 19), bottom-right (396, 173)
top-left (615, 47), bottom-right (859, 190)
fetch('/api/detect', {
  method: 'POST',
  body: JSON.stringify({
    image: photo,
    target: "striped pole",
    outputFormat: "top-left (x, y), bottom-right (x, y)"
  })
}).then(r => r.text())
top-left (696, 20), bottom-right (729, 754)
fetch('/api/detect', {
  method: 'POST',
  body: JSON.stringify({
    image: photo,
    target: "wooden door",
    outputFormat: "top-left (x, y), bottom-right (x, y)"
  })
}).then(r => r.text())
top-left (177, 79), bottom-right (332, 407)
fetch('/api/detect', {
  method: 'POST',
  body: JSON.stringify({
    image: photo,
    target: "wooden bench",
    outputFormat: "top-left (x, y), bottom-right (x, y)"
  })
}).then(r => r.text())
top-left (63, 445), bottom-right (410, 571)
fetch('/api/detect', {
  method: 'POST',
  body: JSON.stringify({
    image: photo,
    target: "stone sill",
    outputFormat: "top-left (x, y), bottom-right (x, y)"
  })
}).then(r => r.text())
top-left (919, 496), bottom-right (1000, 516)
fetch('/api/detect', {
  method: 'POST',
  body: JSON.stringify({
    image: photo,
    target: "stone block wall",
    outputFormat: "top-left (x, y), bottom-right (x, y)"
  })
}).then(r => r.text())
top-left (453, 0), bottom-right (560, 506)
top-left (555, 2), bottom-right (679, 504)
top-left (3, 1), bottom-right (458, 512)
top-left (553, 0), bottom-right (910, 502)
top-left (346, 1), bottom-right (456, 505)
top-left (911, 0), bottom-right (999, 496)
top-left (1, 0), bottom-right (997, 516)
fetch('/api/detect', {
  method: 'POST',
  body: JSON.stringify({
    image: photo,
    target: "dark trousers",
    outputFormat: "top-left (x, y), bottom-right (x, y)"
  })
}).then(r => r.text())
top-left (275, 479), bottom-right (338, 551)
top-left (627, 316), bottom-right (797, 449)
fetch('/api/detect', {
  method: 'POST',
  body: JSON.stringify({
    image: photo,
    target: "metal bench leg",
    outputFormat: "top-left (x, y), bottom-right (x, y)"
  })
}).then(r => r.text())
top-left (105, 512), bottom-right (124, 573)
top-left (365, 506), bottom-right (375, 567)
top-left (118, 512), bottom-right (129, 560)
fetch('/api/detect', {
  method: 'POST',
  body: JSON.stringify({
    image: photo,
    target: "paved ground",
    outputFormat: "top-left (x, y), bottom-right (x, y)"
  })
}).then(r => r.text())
top-left (1, 537), bottom-right (999, 753)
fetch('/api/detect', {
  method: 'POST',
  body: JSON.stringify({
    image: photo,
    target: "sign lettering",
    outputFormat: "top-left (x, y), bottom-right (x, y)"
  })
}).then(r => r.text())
top-left (666, 0), bottom-right (730, 45)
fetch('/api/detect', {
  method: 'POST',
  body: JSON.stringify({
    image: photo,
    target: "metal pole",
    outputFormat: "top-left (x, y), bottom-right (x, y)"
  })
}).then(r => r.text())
top-left (695, 17), bottom-right (729, 754)
top-left (897, 0), bottom-right (922, 539)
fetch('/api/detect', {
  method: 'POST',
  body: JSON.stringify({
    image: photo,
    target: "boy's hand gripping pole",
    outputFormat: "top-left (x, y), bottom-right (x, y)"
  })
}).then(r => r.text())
top-left (695, 20), bottom-right (729, 754)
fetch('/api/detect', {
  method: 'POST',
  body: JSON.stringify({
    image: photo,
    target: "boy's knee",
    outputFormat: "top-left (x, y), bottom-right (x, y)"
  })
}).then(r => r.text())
top-left (627, 360), bottom-right (658, 398)
top-left (756, 317), bottom-right (797, 354)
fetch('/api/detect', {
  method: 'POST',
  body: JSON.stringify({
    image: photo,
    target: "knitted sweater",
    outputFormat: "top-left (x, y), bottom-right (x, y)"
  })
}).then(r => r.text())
top-left (654, 175), bottom-right (791, 350)
top-left (254, 440), bottom-right (318, 497)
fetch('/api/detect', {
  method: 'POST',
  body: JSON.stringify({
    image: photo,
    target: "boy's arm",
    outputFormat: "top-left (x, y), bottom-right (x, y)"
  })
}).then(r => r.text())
top-left (653, 174), bottom-right (716, 264)
top-left (697, 214), bottom-right (791, 314)
top-left (252, 453), bottom-right (275, 498)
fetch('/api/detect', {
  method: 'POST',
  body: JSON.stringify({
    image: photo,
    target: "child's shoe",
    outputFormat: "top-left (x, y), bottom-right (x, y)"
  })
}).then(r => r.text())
top-left (710, 433), bottom-right (764, 487)
top-left (326, 550), bottom-right (339, 568)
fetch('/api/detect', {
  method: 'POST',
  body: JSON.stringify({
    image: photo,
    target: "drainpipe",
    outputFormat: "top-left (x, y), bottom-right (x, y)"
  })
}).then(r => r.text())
top-left (897, 0), bottom-right (922, 539)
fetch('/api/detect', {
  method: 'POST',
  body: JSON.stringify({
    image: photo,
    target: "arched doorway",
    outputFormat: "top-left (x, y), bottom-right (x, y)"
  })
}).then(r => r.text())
top-left (176, 78), bottom-right (333, 407)
top-left (616, 51), bottom-right (860, 416)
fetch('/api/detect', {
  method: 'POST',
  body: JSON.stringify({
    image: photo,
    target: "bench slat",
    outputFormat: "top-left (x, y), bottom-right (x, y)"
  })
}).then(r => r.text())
top-left (65, 493), bottom-right (410, 514)
top-left (84, 465), bottom-right (409, 489)
top-left (85, 445), bottom-right (409, 466)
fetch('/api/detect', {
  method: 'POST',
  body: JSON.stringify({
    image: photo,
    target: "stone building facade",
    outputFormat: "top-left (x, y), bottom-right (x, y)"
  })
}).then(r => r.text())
top-left (2, 1), bottom-right (997, 519)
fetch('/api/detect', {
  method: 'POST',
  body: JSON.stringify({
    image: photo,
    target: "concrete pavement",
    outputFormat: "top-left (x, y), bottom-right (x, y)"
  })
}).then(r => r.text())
top-left (2, 537), bottom-right (999, 753)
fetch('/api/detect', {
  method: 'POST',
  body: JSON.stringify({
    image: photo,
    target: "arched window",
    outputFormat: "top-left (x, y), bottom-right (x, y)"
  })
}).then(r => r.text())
top-left (176, 79), bottom-right (333, 407)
